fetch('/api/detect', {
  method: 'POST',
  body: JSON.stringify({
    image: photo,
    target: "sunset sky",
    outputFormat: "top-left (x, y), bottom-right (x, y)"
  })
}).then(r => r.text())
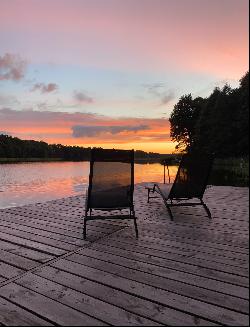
top-left (0, 0), bottom-right (249, 153)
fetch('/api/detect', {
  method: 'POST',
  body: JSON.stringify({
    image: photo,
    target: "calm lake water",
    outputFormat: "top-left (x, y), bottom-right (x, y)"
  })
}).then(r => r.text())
top-left (0, 161), bottom-right (178, 208)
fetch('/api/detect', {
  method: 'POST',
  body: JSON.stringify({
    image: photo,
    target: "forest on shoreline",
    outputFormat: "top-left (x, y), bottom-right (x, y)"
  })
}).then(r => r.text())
top-left (169, 72), bottom-right (249, 158)
top-left (0, 134), bottom-right (179, 164)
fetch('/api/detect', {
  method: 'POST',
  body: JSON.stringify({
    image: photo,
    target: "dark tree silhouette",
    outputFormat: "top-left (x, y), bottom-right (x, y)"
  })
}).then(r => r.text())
top-left (236, 72), bottom-right (249, 153)
top-left (169, 94), bottom-right (204, 152)
top-left (169, 72), bottom-right (249, 157)
top-left (194, 85), bottom-right (238, 156)
top-left (0, 134), bottom-right (168, 161)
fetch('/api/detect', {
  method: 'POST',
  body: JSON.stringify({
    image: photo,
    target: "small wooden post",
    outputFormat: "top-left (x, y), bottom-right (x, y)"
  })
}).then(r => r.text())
top-left (167, 164), bottom-right (170, 183)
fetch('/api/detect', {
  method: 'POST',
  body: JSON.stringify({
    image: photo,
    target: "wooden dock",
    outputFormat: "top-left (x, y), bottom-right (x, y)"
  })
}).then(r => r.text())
top-left (0, 184), bottom-right (249, 326)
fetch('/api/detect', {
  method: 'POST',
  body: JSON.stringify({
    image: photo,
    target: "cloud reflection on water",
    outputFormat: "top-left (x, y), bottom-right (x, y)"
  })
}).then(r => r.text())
top-left (0, 161), bottom-right (178, 208)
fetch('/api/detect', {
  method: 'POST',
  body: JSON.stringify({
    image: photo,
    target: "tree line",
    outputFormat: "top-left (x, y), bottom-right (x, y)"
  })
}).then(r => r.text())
top-left (0, 134), bottom-right (165, 161)
top-left (169, 72), bottom-right (249, 157)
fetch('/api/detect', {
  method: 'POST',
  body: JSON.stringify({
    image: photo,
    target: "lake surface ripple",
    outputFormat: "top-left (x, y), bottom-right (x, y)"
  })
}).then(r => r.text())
top-left (0, 161), bottom-right (177, 208)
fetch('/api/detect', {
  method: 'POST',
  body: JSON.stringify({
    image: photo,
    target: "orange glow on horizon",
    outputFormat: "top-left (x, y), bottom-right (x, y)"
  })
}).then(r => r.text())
top-left (1, 109), bottom-right (174, 153)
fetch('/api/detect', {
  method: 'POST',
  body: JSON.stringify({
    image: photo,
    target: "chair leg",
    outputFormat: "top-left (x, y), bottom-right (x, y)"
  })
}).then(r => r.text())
top-left (130, 208), bottom-right (138, 238)
top-left (162, 198), bottom-right (174, 220)
top-left (83, 220), bottom-right (87, 240)
top-left (83, 210), bottom-right (88, 239)
top-left (147, 188), bottom-right (150, 203)
top-left (147, 185), bottom-right (157, 203)
top-left (133, 217), bottom-right (139, 238)
top-left (201, 200), bottom-right (212, 219)
top-left (166, 203), bottom-right (174, 221)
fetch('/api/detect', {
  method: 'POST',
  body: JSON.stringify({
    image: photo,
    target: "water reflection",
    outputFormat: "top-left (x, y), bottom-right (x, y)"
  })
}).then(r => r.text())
top-left (0, 161), bottom-right (178, 208)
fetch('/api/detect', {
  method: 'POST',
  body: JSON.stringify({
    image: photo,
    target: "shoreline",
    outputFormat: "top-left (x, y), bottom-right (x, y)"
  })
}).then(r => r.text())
top-left (0, 157), bottom-right (166, 164)
top-left (1, 184), bottom-right (249, 210)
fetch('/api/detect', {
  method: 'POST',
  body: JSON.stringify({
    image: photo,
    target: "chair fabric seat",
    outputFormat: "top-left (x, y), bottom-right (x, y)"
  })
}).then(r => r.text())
top-left (155, 183), bottom-right (172, 199)
top-left (90, 186), bottom-right (132, 209)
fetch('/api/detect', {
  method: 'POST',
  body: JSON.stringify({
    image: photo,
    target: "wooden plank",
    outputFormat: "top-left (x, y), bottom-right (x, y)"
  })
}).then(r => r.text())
top-left (51, 259), bottom-right (249, 326)
top-left (138, 225), bottom-right (249, 249)
top-left (0, 296), bottom-right (54, 326)
top-left (116, 229), bottom-right (249, 255)
top-left (0, 261), bottom-right (24, 279)
top-left (90, 242), bottom-right (249, 287)
top-left (170, 209), bottom-right (249, 225)
top-left (0, 283), bottom-right (107, 326)
top-left (110, 232), bottom-right (249, 262)
top-left (117, 222), bottom-right (249, 252)
top-left (164, 217), bottom-right (249, 236)
top-left (0, 212), bottom-right (107, 237)
top-left (1, 211), bottom-right (122, 234)
top-left (0, 231), bottom-right (65, 256)
top-left (0, 213), bottom-right (85, 237)
top-left (72, 247), bottom-right (248, 299)
top-left (0, 239), bottom-right (54, 263)
top-left (0, 227), bottom-right (79, 252)
top-left (97, 238), bottom-right (249, 277)
top-left (0, 222), bottom-right (85, 250)
top-left (4, 207), bottom-right (125, 228)
top-left (17, 273), bottom-right (161, 326)
top-left (193, 252), bottom-right (249, 267)
top-left (65, 253), bottom-right (249, 312)
top-left (35, 265), bottom-right (219, 326)
top-left (0, 249), bottom-right (39, 271)
top-left (0, 215), bottom-right (119, 243)
top-left (1, 210), bottom-right (85, 226)
top-left (104, 234), bottom-right (248, 267)
top-left (171, 215), bottom-right (249, 230)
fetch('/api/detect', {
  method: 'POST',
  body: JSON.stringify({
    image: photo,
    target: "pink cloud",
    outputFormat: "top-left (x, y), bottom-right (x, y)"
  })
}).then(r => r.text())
top-left (73, 90), bottom-right (94, 103)
top-left (72, 124), bottom-right (149, 137)
top-left (0, 53), bottom-right (27, 81)
top-left (31, 82), bottom-right (58, 93)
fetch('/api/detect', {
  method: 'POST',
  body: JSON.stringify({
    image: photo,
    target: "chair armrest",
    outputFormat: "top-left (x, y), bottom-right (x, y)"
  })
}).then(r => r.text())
top-left (146, 184), bottom-right (159, 203)
top-left (145, 184), bottom-right (157, 193)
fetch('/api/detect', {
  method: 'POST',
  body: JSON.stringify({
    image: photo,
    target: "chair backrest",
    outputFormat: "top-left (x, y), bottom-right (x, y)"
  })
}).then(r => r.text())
top-left (169, 153), bottom-right (213, 199)
top-left (88, 148), bottom-right (134, 209)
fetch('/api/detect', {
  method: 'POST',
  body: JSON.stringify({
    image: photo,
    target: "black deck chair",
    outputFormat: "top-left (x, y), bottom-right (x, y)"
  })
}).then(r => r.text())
top-left (84, 148), bottom-right (138, 239)
top-left (147, 153), bottom-right (213, 220)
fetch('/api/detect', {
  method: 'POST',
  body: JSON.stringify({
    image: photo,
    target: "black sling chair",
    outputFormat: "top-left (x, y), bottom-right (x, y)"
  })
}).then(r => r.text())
top-left (147, 153), bottom-right (213, 220)
top-left (83, 148), bottom-right (138, 239)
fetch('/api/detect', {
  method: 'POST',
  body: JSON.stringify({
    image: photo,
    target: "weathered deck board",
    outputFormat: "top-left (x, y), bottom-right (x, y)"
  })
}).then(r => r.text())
top-left (62, 254), bottom-right (248, 311)
top-left (33, 265), bottom-right (218, 326)
top-left (0, 283), bottom-right (108, 326)
top-left (15, 273), bottom-right (161, 326)
top-left (67, 248), bottom-right (248, 298)
top-left (107, 232), bottom-right (249, 261)
top-left (0, 184), bottom-right (249, 326)
top-left (99, 233), bottom-right (249, 264)
top-left (89, 242), bottom-right (249, 287)
top-left (96, 238), bottom-right (249, 277)
top-left (0, 239), bottom-right (55, 263)
top-left (0, 296), bottom-right (54, 326)
top-left (50, 259), bottom-right (248, 325)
